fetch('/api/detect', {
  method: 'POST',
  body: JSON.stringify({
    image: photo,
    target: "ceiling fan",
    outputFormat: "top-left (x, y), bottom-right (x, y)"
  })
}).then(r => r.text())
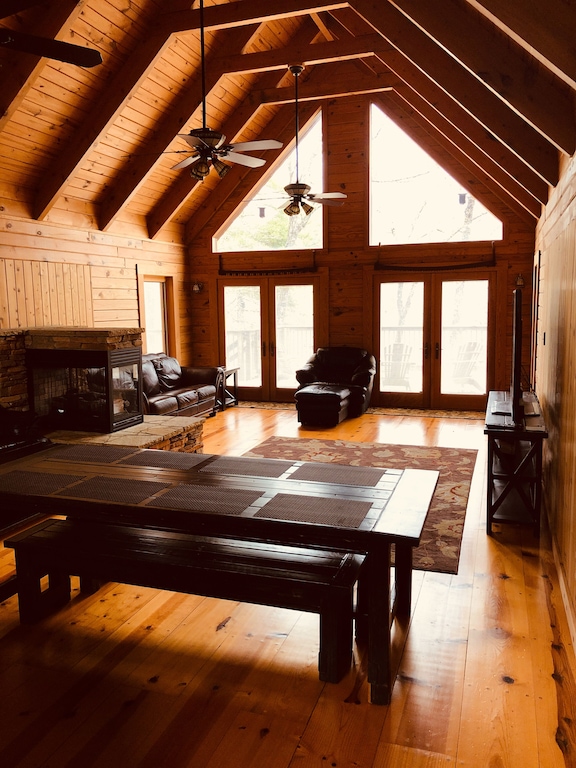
top-left (172, 0), bottom-right (282, 181)
top-left (0, 0), bottom-right (102, 68)
top-left (282, 64), bottom-right (346, 216)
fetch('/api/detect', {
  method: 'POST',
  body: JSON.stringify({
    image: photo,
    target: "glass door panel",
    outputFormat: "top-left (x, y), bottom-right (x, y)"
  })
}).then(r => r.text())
top-left (440, 280), bottom-right (488, 395)
top-left (273, 284), bottom-right (314, 391)
top-left (379, 281), bottom-right (425, 397)
top-left (221, 278), bottom-right (319, 402)
top-left (375, 273), bottom-right (493, 410)
top-left (223, 285), bottom-right (262, 388)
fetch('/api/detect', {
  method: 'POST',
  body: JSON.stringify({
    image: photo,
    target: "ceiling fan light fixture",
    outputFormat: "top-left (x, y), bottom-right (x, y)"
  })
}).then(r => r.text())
top-left (212, 158), bottom-right (230, 178)
top-left (284, 200), bottom-right (301, 216)
top-left (301, 201), bottom-right (314, 216)
top-left (190, 158), bottom-right (211, 180)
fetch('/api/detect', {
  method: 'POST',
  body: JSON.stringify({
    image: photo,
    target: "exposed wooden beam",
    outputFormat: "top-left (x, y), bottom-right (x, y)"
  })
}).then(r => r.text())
top-left (160, 0), bottom-right (351, 35)
top-left (215, 33), bottom-right (388, 75)
top-left (465, 0), bottom-right (576, 91)
top-left (254, 68), bottom-right (394, 105)
top-left (350, 0), bottom-right (559, 186)
top-left (386, 0), bottom-right (575, 155)
top-left (99, 25), bottom-right (259, 232)
top-left (33, 23), bottom-right (173, 221)
top-left (311, 12), bottom-right (336, 40)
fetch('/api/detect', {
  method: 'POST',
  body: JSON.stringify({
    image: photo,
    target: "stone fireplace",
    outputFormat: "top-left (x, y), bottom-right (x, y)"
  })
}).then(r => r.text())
top-left (25, 329), bottom-right (143, 433)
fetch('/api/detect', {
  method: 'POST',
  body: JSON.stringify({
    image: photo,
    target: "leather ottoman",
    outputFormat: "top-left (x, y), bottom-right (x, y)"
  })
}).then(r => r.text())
top-left (295, 383), bottom-right (351, 427)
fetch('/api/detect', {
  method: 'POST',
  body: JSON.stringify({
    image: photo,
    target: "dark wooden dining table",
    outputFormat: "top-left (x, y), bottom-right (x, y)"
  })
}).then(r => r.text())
top-left (0, 443), bottom-right (438, 704)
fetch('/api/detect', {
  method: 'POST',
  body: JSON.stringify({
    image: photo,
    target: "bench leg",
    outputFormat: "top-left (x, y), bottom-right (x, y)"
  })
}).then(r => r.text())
top-left (14, 554), bottom-right (71, 624)
top-left (318, 591), bottom-right (354, 683)
top-left (79, 576), bottom-right (106, 594)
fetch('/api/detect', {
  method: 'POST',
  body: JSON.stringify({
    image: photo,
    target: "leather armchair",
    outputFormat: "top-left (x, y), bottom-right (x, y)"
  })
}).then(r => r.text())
top-left (296, 347), bottom-right (377, 417)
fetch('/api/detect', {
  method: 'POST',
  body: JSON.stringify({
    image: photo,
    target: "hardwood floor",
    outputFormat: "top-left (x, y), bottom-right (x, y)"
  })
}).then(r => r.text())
top-left (1, 407), bottom-right (575, 767)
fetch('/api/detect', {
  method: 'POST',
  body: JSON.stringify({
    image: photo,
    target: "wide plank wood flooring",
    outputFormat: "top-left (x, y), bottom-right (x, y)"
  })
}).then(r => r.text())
top-left (0, 406), bottom-right (575, 767)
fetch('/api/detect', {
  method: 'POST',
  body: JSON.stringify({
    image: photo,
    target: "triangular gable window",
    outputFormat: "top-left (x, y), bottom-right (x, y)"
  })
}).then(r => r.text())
top-left (213, 113), bottom-right (323, 252)
top-left (370, 103), bottom-right (503, 245)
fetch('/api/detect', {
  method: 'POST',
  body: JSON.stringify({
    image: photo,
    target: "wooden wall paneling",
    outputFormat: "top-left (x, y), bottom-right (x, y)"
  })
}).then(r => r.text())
top-left (0, 258), bottom-right (93, 329)
top-left (325, 97), bottom-right (369, 253)
top-left (13, 259), bottom-right (28, 327)
top-left (0, 211), bottom-right (188, 331)
top-left (0, 259), bottom-right (17, 328)
top-left (536, 155), bottom-right (576, 649)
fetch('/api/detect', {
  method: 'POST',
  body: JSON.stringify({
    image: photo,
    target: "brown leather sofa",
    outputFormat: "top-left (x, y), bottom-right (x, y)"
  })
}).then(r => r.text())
top-left (141, 353), bottom-right (222, 417)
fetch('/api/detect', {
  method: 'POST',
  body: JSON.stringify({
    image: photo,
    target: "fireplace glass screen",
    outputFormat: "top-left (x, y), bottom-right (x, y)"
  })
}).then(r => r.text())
top-left (28, 349), bottom-right (143, 433)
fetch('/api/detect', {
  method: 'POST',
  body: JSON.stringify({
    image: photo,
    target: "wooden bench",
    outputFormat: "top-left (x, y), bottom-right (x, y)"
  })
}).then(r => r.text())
top-left (5, 519), bottom-right (365, 683)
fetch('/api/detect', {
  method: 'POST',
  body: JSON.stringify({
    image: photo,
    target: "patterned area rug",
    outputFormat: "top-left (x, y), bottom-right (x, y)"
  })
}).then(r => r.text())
top-left (244, 436), bottom-right (478, 574)
top-left (237, 401), bottom-right (483, 419)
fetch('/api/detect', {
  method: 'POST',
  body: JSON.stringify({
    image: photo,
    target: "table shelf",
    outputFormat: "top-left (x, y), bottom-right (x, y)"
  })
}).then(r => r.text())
top-left (484, 391), bottom-right (548, 536)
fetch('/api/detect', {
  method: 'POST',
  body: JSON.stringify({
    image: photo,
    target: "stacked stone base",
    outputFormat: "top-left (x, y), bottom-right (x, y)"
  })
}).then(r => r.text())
top-left (47, 414), bottom-right (204, 453)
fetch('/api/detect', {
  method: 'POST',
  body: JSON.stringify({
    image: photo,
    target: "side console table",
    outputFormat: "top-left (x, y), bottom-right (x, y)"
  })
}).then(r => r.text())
top-left (484, 391), bottom-right (548, 537)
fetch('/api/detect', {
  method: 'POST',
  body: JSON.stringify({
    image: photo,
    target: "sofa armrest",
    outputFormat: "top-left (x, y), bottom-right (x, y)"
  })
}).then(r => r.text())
top-left (351, 355), bottom-right (377, 387)
top-left (295, 363), bottom-right (319, 386)
top-left (180, 366), bottom-right (222, 388)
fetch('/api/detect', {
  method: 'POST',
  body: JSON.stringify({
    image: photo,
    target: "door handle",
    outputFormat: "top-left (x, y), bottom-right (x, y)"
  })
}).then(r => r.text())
top-left (270, 341), bottom-right (275, 357)
top-left (424, 342), bottom-right (429, 360)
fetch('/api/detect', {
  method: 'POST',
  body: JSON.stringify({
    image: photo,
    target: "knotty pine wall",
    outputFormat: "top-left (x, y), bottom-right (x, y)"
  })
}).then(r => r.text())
top-left (0, 216), bottom-right (190, 363)
top-left (535, 153), bottom-right (576, 647)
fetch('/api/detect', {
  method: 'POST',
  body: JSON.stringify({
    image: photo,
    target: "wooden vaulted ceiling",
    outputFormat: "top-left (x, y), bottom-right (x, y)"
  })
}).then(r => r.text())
top-left (1, 0), bottom-right (574, 244)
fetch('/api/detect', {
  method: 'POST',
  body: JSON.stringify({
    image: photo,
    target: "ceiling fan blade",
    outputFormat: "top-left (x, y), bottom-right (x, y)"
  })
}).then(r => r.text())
top-left (308, 192), bottom-right (347, 200)
top-left (172, 155), bottom-right (199, 170)
top-left (307, 196), bottom-right (346, 207)
top-left (1, 0), bottom-right (45, 18)
top-left (0, 28), bottom-right (102, 67)
top-left (224, 152), bottom-right (266, 168)
top-left (228, 140), bottom-right (283, 152)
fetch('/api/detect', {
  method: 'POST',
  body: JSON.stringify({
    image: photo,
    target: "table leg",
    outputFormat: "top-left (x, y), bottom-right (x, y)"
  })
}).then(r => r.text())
top-left (365, 546), bottom-right (392, 705)
top-left (394, 542), bottom-right (413, 617)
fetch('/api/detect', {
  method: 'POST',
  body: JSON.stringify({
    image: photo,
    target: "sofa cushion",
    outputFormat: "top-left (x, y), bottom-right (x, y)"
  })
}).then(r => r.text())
top-left (192, 384), bottom-right (216, 401)
top-left (295, 383), bottom-right (351, 405)
top-left (153, 356), bottom-right (182, 390)
top-left (147, 394), bottom-right (179, 415)
top-left (142, 360), bottom-right (161, 397)
top-left (174, 389), bottom-right (199, 410)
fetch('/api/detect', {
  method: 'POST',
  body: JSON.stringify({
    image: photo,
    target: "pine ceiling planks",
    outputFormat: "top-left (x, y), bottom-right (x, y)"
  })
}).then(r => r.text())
top-left (0, 0), bottom-right (573, 240)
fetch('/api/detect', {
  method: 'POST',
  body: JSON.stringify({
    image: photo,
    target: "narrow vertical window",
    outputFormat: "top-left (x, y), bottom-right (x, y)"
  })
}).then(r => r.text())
top-left (143, 279), bottom-right (167, 353)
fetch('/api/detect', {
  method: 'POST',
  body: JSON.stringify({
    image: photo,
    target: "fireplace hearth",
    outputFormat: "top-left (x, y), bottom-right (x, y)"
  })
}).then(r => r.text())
top-left (26, 329), bottom-right (143, 433)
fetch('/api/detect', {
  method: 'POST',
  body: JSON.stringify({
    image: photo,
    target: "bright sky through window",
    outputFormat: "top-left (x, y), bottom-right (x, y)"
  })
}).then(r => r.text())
top-left (370, 104), bottom-right (503, 246)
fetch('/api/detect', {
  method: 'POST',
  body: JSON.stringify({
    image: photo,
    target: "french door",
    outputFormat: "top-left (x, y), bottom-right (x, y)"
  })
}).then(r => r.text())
top-left (220, 277), bottom-right (321, 402)
top-left (374, 273), bottom-right (494, 410)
